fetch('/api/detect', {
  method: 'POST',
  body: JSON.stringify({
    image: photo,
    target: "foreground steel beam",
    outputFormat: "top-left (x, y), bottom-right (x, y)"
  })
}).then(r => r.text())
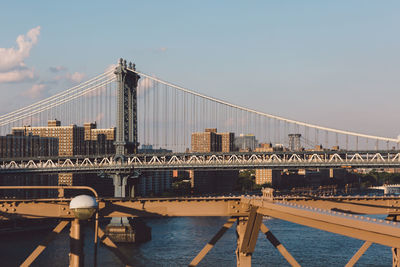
top-left (0, 197), bottom-right (245, 219)
top-left (2, 195), bottom-right (400, 220)
top-left (239, 207), bottom-right (263, 255)
top-left (345, 241), bottom-right (372, 267)
top-left (98, 198), bottom-right (245, 217)
top-left (236, 217), bottom-right (252, 267)
top-left (20, 220), bottom-right (69, 267)
top-left (4, 192), bottom-right (400, 266)
top-left (70, 218), bottom-right (83, 267)
top-left (189, 217), bottom-right (236, 266)
top-left (244, 198), bottom-right (400, 248)
top-left (280, 196), bottom-right (400, 215)
top-left (260, 224), bottom-right (300, 267)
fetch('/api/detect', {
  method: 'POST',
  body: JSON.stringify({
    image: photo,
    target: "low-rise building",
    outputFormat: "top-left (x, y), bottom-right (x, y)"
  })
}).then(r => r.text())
top-left (190, 128), bottom-right (238, 193)
top-left (234, 134), bottom-right (258, 151)
top-left (0, 132), bottom-right (59, 198)
top-left (254, 143), bottom-right (281, 186)
top-left (12, 120), bottom-right (116, 186)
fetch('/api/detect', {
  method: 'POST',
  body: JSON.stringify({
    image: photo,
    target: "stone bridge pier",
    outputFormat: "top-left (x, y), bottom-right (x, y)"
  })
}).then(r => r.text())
top-left (105, 172), bottom-right (151, 243)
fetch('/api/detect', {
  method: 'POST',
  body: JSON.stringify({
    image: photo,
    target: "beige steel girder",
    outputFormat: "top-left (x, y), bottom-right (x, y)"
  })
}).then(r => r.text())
top-left (236, 217), bottom-right (252, 267)
top-left (345, 241), bottom-right (372, 267)
top-left (0, 198), bottom-right (247, 219)
top-left (20, 220), bottom-right (70, 267)
top-left (3, 186), bottom-right (400, 266)
top-left (260, 223), bottom-right (300, 267)
top-left (248, 200), bottom-right (400, 248)
top-left (189, 217), bottom-right (236, 266)
top-left (278, 196), bottom-right (400, 215)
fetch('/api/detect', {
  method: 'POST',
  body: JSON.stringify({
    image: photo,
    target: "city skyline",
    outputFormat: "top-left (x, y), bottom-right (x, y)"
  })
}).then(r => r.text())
top-left (0, 1), bottom-right (399, 139)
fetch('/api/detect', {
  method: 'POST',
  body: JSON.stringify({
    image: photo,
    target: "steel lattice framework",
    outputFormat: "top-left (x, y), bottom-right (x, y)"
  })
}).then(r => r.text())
top-left (1, 150), bottom-right (400, 174)
top-left (2, 186), bottom-right (400, 267)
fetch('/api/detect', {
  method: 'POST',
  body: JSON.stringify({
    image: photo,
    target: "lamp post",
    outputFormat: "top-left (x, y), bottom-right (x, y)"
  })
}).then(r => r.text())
top-left (69, 195), bottom-right (98, 267)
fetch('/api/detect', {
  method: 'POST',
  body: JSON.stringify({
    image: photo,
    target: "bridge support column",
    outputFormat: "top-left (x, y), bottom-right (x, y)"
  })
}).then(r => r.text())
top-left (236, 217), bottom-right (252, 267)
top-left (106, 173), bottom-right (151, 243)
top-left (109, 174), bottom-right (130, 227)
top-left (236, 207), bottom-right (263, 267)
top-left (70, 218), bottom-right (84, 267)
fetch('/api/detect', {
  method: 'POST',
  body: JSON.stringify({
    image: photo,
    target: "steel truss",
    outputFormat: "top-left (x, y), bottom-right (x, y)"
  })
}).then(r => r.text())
top-left (1, 150), bottom-right (400, 174)
top-left (2, 186), bottom-right (400, 266)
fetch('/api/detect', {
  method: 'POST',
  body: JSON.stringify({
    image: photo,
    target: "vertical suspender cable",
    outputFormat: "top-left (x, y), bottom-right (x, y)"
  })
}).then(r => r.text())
top-left (183, 92), bottom-right (187, 150)
top-left (164, 84), bottom-right (168, 147)
top-left (356, 136), bottom-right (359, 151)
top-left (172, 87), bottom-right (176, 150)
top-left (143, 81), bottom-right (147, 146)
top-left (153, 81), bottom-right (156, 147)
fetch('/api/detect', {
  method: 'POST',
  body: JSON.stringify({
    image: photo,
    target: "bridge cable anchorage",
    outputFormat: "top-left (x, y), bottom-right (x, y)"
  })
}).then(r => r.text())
top-left (129, 68), bottom-right (399, 144)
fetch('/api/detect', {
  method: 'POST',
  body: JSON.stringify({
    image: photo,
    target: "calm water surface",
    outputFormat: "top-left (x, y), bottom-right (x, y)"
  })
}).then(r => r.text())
top-left (0, 217), bottom-right (392, 266)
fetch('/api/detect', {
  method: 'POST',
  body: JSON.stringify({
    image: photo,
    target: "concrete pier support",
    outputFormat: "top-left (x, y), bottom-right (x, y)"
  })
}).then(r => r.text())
top-left (106, 174), bottom-right (151, 243)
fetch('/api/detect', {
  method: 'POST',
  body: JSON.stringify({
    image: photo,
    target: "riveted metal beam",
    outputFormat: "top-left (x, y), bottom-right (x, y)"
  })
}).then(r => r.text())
top-left (239, 207), bottom-right (263, 254)
top-left (260, 223), bottom-right (300, 267)
top-left (345, 241), bottom-right (372, 267)
top-left (254, 201), bottom-right (400, 248)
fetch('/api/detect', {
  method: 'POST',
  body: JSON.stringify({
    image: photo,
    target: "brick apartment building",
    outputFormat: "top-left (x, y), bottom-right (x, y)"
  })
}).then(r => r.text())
top-left (190, 128), bottom-right (238, 193)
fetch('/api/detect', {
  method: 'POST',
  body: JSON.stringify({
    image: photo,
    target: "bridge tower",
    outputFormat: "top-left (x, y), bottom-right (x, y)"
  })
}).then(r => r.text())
top-left (114, 58), bottom-right (140, 156)
top-left (106, 59), bottom-right (151, 243)
top-left (110, 59), bottom-right (140, 200)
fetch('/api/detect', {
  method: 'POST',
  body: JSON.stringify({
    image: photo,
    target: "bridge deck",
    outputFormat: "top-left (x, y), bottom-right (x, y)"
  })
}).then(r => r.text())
top-left (1, 150), bottom-right (400, 173)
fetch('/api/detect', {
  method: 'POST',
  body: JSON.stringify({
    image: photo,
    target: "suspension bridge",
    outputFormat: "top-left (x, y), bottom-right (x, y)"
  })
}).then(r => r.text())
top-left (1, 59), bottom-right (400, 266)
top-left (0, 59), bottom-right (399, 172)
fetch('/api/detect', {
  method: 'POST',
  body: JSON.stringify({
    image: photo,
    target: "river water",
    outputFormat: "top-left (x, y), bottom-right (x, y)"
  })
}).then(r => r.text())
top-left (0, 216), bottom-right (392, 266)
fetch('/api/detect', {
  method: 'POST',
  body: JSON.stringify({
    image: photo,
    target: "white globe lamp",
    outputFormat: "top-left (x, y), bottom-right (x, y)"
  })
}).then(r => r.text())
top-left (69, 195), bottom-right (98, 220)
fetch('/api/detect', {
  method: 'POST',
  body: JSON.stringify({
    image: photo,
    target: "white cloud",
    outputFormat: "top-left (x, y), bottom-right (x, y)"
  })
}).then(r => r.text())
top-left (0, 26), bottom-right (40, 72)
top-left (0, 68), bottom-right (35, 83)
top-left (66, 72), bottom-right (86, 83)
top-left (0, 26), bottom-right (40, 84)
top-left (51, 70), bottom-right (87, 92)
top-left (54, 71), bottom-right (86, 83)
top-left (21, 83), bottom-right (48, 99)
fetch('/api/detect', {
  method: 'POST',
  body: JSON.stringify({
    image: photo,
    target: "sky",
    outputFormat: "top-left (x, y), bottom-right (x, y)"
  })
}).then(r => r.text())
top-left (0, 0), bottom-right (399, 138)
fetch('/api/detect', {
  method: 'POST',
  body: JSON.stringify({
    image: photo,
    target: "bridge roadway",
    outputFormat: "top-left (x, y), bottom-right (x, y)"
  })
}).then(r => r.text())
top-left (1, 150), bottom-right (400, 174)
top-left (2, 191), bottom-right (400, 266)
